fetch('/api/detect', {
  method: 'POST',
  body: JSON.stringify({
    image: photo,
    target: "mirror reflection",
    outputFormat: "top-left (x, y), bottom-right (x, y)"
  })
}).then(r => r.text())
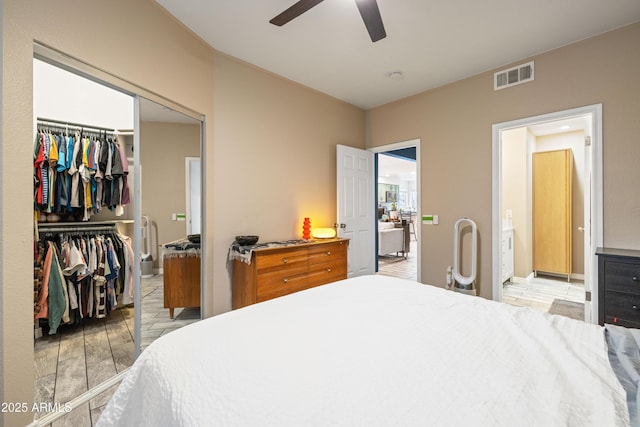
top-left (137, 97), bottom-right (202, 353)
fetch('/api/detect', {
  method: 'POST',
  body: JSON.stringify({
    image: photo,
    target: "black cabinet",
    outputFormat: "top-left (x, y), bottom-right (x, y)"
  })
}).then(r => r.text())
top-left (597, 247), bottom-right (640, 328)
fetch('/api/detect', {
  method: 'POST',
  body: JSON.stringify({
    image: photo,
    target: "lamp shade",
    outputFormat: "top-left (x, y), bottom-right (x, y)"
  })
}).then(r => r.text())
top-left (311, 227), bottom-right (336, 239)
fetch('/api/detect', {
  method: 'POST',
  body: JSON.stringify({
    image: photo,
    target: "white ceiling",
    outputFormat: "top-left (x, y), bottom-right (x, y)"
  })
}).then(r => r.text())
top-left (379, 153), bottom-right (415, 182)
top-left (528, 115), bottom-right (591, 137)
top-left (155, 0), bottom-right (640, 109)
top-left (140, 98), bottom-right (201, 124)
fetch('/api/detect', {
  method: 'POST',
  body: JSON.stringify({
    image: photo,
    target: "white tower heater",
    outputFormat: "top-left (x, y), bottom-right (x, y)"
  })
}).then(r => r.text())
top-left (453, 218), bottom-right (477, 296)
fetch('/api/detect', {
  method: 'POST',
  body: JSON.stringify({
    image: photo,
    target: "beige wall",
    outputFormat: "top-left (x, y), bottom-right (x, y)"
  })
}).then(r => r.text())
top-left (367, 22), bottom-right (640, 299)
top-left (140, 121), bottom-right (201, 267)
top-left (2, 1), bottom-right (214, 424)
top-left (212, 52), bottom-right (365, 314)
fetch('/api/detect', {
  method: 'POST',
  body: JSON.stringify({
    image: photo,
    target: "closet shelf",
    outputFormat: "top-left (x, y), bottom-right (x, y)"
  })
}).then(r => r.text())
top-left (37, 220), bottom-right (133, 235)
top-left (37, 220), bottom-right (132, 228)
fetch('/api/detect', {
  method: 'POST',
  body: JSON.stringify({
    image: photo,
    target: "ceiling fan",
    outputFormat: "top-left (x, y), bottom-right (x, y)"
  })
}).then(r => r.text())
top-left (270, 0), bottom-right (387, 42)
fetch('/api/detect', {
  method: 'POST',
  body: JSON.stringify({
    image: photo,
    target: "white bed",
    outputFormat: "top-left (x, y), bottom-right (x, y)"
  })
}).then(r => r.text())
top-left (97, 275), bottom-right (634, 426)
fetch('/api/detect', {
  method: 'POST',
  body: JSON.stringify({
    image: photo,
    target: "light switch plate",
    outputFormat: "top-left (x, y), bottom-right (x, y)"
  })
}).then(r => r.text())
top-left (422, 214), bottom-right (439, 225)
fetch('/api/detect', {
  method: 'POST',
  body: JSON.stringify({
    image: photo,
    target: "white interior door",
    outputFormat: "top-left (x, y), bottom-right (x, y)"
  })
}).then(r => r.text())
top-left (336, 144), bottom-right (375, 277)
top-left (583, 136), bottom-right (592, 322)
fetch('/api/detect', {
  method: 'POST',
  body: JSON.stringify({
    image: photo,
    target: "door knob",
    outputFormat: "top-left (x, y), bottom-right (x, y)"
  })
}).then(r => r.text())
top-left (578, 227), bottom-right (584, 232)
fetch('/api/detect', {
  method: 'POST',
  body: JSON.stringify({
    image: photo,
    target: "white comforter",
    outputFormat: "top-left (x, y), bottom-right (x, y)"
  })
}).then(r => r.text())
top-left (98, 275), bottom-right (630, 426)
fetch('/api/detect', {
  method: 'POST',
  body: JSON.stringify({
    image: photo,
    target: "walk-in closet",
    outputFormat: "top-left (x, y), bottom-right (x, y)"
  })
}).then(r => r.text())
top-left (32, 54), bottom-right (204, 426)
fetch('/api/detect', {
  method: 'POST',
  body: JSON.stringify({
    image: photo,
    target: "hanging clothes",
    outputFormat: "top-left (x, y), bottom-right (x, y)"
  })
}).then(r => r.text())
top-left (46, 242), bottom-right (68, 335)
top-left (33, 241), bottom-right (48, 320)
top-left (34, 228), bottom-right (133, 332)
top-left (34, 122), bottom-right (131, 222)
top-left (120, 235), bottom-right (135, 305)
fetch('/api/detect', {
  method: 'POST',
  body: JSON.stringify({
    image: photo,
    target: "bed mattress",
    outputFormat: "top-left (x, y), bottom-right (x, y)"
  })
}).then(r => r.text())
top-left (97, 275), bottom-right (631, 426)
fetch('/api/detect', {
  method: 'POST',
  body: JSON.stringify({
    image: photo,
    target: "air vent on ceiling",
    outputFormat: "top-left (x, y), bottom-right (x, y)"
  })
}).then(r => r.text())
top-left (494, 61), bottom-right (534, 91)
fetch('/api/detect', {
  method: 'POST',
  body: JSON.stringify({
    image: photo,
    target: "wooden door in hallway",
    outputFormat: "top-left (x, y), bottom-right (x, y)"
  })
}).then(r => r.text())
top-left (533, 149), bottom-right (573, 279)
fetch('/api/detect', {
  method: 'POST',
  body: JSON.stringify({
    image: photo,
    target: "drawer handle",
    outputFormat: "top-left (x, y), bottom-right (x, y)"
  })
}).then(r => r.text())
top-left (327, 268), bottom-right (332, 273)
top-left (633, 276), bottom-right (639, 282)
top-left (633, 305), bottom-right (639, 311)
top-left (283, 278), bottom-right (288, 283)
top-left (326, 251), bottom-right (331, 255)
top-left (283, 258), bottom-right (288, 264)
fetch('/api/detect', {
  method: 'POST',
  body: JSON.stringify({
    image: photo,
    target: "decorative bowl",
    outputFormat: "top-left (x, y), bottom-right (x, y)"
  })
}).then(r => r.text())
top-left (235, 235), bottom-right (259, 246)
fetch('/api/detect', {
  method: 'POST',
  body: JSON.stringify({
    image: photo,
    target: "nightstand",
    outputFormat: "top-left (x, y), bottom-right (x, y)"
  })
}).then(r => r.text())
top-left (596, 247), bottom-right (640, 328)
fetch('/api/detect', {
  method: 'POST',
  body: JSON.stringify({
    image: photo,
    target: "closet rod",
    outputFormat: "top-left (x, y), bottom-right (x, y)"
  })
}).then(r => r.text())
top-left (39, 226), bottom-right (117, 235)
top-left (37, 117), bottom-right (116, 133)
top-left (37, 221), bottom-right (119, 234)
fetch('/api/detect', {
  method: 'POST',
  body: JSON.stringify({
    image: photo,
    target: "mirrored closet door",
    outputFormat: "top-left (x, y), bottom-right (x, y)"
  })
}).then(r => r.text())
top-left (136, 97), bottom-right (203, 354)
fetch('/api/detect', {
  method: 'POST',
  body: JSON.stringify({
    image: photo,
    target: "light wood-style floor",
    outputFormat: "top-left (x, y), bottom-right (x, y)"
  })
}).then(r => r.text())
top-left (33, 275), bottom-right (200, 427)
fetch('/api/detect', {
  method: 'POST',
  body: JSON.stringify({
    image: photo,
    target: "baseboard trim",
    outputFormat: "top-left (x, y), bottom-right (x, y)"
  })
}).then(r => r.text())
top-left (513, 272), bottom-right (584, 283)
top-left (510, 274), bottom-right (533, 284)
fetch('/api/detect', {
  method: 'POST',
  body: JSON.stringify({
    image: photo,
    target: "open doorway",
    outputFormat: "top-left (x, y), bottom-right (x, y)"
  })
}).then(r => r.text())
top-left (371, 140), bottom-right (421, 282)
top-left (492, 105), bottom-right (602, 324)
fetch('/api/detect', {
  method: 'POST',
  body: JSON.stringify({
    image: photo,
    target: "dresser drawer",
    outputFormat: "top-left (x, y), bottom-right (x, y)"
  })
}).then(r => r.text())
top-left (256, 266), bottom-right (309, 302)
top-left (308, 261), bottom-right (347, 287)
top-left (255, 248), bottom-right (308, 273)
top-left (604, 261), bottom-right (640, 295)
top-left (308, 241), bottom-right (347, 265)
top-left (604, 290), bottom-right (640, 327)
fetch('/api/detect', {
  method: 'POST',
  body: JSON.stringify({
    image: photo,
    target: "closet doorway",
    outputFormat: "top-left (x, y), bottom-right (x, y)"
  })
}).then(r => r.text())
top-left (32, 48), bottom-right (205, 425)
top-left (492, 104), bottom-right (602, 324)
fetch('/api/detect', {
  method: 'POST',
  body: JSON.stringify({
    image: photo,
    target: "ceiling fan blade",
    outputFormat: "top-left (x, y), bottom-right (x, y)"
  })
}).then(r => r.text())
top-left (354, 0), bottom-right (386, 42)
top-left (270, 0), bottom-right (325, 26)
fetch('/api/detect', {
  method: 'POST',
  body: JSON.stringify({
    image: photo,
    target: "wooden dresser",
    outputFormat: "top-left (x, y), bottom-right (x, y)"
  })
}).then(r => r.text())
top-left (232, 238), bottom-right (349, 309)
top-left (163, 249), bottom-right (201, 319)
top-left (596, 247), bottom-right (640, 328)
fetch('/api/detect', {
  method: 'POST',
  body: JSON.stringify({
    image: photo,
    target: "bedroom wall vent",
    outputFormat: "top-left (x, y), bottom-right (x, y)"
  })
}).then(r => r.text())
top-left (494, 61), bottom-right (534, 90)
